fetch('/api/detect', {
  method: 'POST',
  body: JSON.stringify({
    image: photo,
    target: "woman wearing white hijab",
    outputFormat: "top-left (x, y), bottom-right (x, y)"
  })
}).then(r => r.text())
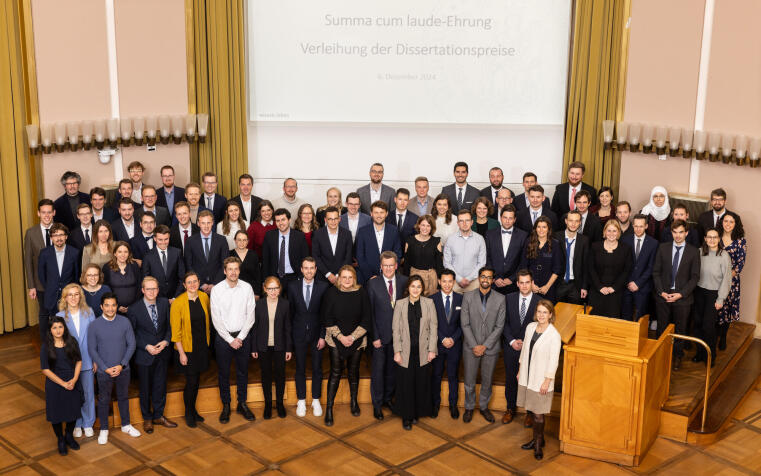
top-left (640, 186), bottom-right (671, 239)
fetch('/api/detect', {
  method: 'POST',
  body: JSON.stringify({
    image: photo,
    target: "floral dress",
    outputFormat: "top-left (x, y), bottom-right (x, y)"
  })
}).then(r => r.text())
top-left (718, 238), bottom-right (746, 324)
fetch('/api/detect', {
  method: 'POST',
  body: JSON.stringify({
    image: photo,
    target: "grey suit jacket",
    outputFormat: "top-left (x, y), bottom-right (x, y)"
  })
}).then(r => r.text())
top-left (24, 225), bottom-right (47, 290)
top-left (460, 289), bottom-right (506, 355)
top-left (410, 195), bottom-right (435, 216)
top-left (357, 183), bottom-right (395, 215)
top-left (392, 297), bottom-right (438, 368)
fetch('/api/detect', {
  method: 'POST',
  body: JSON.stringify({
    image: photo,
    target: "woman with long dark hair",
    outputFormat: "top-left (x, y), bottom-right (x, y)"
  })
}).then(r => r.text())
top-left (403, 215), bottom-right (443, 296)
top-left (230, 230), bottom-right (262, 298)
top-left (217, 201), bottom-right (248, 251)
top-left (295, 203), bottom-right (320, 252)
top-left (431, 194), bottom-right (458, 246)
top-left (41, 316), bottom-right (83, 455)
top-left (524, 217), bottom-right (562, 302)
top-left (81, 220), bottom-right (114, 270)
top-left (717, 212), bottom-right (746, 350)
top-left (102, 241), bottom-right (141, 313)
top-left (246, 200), bottom-right (276, 259)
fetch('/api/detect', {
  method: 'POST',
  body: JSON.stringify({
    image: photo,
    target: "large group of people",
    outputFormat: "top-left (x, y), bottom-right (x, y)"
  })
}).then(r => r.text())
top-left (24, 160), bottom-right (746, 461)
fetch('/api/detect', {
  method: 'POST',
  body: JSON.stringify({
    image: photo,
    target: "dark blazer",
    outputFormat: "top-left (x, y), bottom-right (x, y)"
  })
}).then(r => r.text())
top-left (441, 183), bottom-right (480, 212)
top-left (503, 292), bottom-right (541, 344)
top-left (251, 297), bottom-right (292, 352)
top-left (135, 206), bottom-right (171, 227)
top-left (169, 223), bottom-right (199, 254)
top-left (111, 218), bottom-right (137, 243)
top-left (261, 228), bottom-right (309, 279)
top-left (229, 194), bottom-right (262, 223)
top-left (68, 226), bottom-right (92, 257)
top-left (53, 192), bottom-right (91, 231)
top-left (552, 231), bottom-right (590, 291)
top-left (366, 273), bottom-right (408, 344)
top-left (356, 183), bottom-right (395, 215)
top-left (580, 213), bottom-right (603, 243)
top-left (184, 232), bottom-right (228, 286)
top-left (203, 193), bottom-right (228, 223)
top-left (288, 278), bottom-right (329, 343)
top-left (660, 225), bottom-right (701, 247)
top-left (312, 226), bottom-right (353, 279)
top-left (142, 246), bottom-right (185, 298)
top-left (110, 198), bottom-right (139, 216)
top-left (431, 291), bottom-right (463, 344)
top-left (652, 242), bottom-right (701, 305)
top-left (37, 245), bottom-right (81, 313)
top-left (479, 186), bottom-right (513, 205)
top-left (155, 186), bottom-right (185, 214)
top-left (514, 193), bottom-right (550, 213)
top-left (485, 227), bottom-right (528, 284)
top-left (515, 206), bottom-right (558, 233)
top-left (92, 207), bottom-right (117, 224)
top-left (129, 234), bottom-right (154, 261)
top-left (355, 223), bottom-right (403, 283)
top-left (386, 210), bottom-right (419, 244)
top-left (551, 182), bottom-right (598, 217)
top-left (339, 212), bottom-right (371, 240)
top-left (127, 297), bottom-right (171, 366)
top-left (622, 233), bottom-right (658, 292)
top-left (696, 209), bottom-right (732, 240)
top-left (231, 249), bottom-right (261, 296)
top-left (170, 204), bottom-right (209, 227)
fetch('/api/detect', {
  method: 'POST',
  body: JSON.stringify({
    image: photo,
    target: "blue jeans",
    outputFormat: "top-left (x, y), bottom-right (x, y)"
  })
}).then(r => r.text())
top-left (77, 369), bottom-right (96, 428)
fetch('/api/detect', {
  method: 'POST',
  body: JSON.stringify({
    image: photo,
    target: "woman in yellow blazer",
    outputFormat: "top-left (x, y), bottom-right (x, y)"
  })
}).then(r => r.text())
top-left (392, 275), bottom-right (438, 430)
top-left (170, 271), bottom-right (210, 428)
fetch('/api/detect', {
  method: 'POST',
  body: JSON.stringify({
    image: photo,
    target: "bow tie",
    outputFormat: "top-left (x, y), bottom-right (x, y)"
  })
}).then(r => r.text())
top-left (145, 236), bottom-right (153, 242)
top-left (502, 229), bottom-right (512, 235)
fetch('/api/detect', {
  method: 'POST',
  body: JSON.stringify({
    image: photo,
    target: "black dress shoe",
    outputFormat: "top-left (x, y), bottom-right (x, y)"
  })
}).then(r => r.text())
top-left (403, 420), bottom-right (412, 430)
top-left (193, 411), bottom-right (205, 422)
top-left (350, 399), bottom-right (361, 417)
top-left (719, 334), bottom-right (727, 351)
top-left (185, 413), bottom-right (197, 428)
top-left (219, 404), bottom-right (231, 424)
top-left (57, 437), bottom-right (67, 455)
top-left (463, 409), bottom-right (473, 423)
top-left (521, 439), bottom-right (536, 450)
top-left (237, 402), bottom-right (255, 421)
top-left (480, 409), bottom-right (495, 423)
top-left (324, 407), bottom-right (334, 426)
top-left (450, 406), bottom-right (460, 419)
top-left (373, 407), bottom-right (384, 420)
top-left (263, 404), bottom-right (272, 420)
top-left (277, 402), bottom-right (286, 418)
top-left (431, 406), bottom-right (439, 418)
top-left (382, 401), bottom-right (393, 410)
top-left (65, 434), bottom-right (80, 450)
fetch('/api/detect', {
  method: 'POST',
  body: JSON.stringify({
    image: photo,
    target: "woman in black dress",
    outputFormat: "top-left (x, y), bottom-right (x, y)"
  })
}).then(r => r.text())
top-left (524, 217), bottom-right (562, 302)
top-left (170, 271), bottom-right (211, 427)
top-left (230, 231), bottom-right (261, 300)
top-left (41, 316), bottom-right (83, 455)
top-left (588, 220), bottom-right (632, 317)
top-left (321, 265), bottom-right (372, 426)
top-left (392, 276), bottom-right (438, 430)
top-left (102, 241), bottom-right (141, 314)
top-left (404, 215), bottom-right (443, 296)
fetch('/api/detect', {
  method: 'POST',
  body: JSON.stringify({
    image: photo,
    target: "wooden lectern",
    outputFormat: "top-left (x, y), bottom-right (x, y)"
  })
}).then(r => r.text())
top-left (559, 314), bottom-right (674, 466)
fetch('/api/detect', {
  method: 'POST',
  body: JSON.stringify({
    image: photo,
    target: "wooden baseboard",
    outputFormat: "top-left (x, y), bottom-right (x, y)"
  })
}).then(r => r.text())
top-left (561, 441), bottom-right (636, 466)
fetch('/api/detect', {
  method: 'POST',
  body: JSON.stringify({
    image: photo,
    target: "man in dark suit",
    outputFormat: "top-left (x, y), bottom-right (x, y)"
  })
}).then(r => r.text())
top-left (660, 204), bottom-right (700, 247)
top-left (142, 225), bottom-right (185, 299)
top-left (127, 278), bottom-right (177, 433)
top-left (229, 174), bottom-right (262, 223)
top-left (490, 188), bottom-right (515, 221)
top-left (37, 223), bottom-right (80, 339)
top-left (501, 270), bottom-right (541, 424)
top-left (355, 201), bottom-right (403, 284)
top-left (25, 200), bottom-right (56, 340)
top-left (554, 210), bottom-right (590, 304)
top-left (111, 179), bottom-right (140, 215)
top-left (201, 171), bottom-right (228, 223)
top-left (514, 172), bottom-right (550, 213)
top-left (366, 252), bottom-right (408, 420)
top-left (697, 188), bottom-right (732, 239)
top-left (89, 187), bottom-right (117, 224)
top-left (616, 201), bottom-right (634, 237)
top-left (441, 161), bottom-right (480, 212)
top-left (652, 219), bottom-right (701, 370)
top-left (111, 198), bottom-right (137, 243)
top-left (339, 193), bottom-right (371, 244)
top-left (313, 207), bottom-right (353, 284)
top-left (479, 166), bottom-right (509, 205)
top-left (135, 185), bottom-right (171, 227)
top-left (155, 165), bottom-right (185, 216)
top-left (565, 190), bottom-right (602, 243)
top-left (430, 270), bottom-right (463, 419)
top-left (53, 171), bottom-right (90, 230)
top-left (130, 212), bottom-right (156, 261)
top-left (485, 205), bottom-right (528, 295)
top-left (357, 163), bottom-right (395, 214)
top-left (386, 188), bottom-right (418, 245)
top-left (68, 204), bottom-right (94, 258)
top-left (551, 161), bottom-right (598, 217)
top-left (621, 214), bottom-right (658, 321)
top-left (261, 208), bottom-right (309, 290)
top-left (515, 185), bottom-right (558, 233)
top-left (288, 258), bottom-right (329, 417)
top-left (169, 201), bottom-right (199, 254)
top-left (184, 210), bottom-right (228, 294)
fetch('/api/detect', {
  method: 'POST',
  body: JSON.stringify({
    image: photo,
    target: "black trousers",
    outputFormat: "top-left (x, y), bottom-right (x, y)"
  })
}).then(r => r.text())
top-left (621, 287), bottom-right (651, 321)
top-left (97, 368), bottom-right (131, 430)
top-left (692, 287), bottom-right (719, 361)
top-left (293, 338), bottom-right (323, 400)
top-left (556, 280), bottom-right (582, 305)
top-left (38, 291), bottom-right (49, 342)
top-left (184, 372), bottom-right (201, 415)
top-left (258, 347), bottom-right (286, 405)
top-left (136, 354), bottom-right (169, 420)
top-left (655, 297), bottom-right (692, 358)
top-left (431, 341), bottom-right (462, 408)
top-left (215, 334), bottom-right (251, 405)
top-left (503, 344), bottom-right (521, 410)
top-left (371, 342), bottom-right (396, 408)
top-left (327, 346), bottom-right (362, 404)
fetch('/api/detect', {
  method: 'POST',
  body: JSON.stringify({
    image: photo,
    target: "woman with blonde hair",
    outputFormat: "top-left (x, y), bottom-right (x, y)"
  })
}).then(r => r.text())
top-left (217, 201), bottom-right (248, 251)
top-left (588, 220), bottom-right (632, 318)
top-left (316, 187), bottom-right (347, 226)
top-left (81, 220), bottom-right (114, 269)
top-left (55, 283), bottom-right (96, 439)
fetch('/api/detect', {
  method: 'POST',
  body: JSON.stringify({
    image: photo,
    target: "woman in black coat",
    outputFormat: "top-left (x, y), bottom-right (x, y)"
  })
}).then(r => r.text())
top-left (588, 220), bottom-right (632, 318)
top-left (102, 241), bottom-right (141, 313)
top-left (230, 231), bottom-right (262, 299)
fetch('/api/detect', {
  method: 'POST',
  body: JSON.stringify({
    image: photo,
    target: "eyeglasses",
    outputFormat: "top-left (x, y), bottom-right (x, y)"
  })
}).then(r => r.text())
top-left (143, 287), bottom-right (159, 292)
top-left (265, 287), bottom-right (280, 291)
top-left (63, 181), bottom-right (79, 186)
top-left (479, 275), bottom-right (494, 280)
top-left (50, 233), bottom-right (67, 238)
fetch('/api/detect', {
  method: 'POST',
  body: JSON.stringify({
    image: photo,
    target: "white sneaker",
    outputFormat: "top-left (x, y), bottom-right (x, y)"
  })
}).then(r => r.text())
top-left (73, 427), bottom-right (82, 438)
top-left (121, 424), bottom-right (141, 437)
top-left (84, 427), bottom-right (94, 437)
top-left (98, 430), bottom-right (109, 445)
top-left (296, 399), bottom-right (307, 417)
top-left (312, 399), bottom-right (323, 417)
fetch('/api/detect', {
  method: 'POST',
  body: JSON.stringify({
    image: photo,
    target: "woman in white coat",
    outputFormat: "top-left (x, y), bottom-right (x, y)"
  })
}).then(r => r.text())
top-left (516, 299), bottom-right (561, 460)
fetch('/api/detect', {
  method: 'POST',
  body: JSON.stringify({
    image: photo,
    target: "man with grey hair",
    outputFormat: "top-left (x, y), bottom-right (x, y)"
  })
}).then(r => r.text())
top-left (54, 171), bottom-right (90, 230)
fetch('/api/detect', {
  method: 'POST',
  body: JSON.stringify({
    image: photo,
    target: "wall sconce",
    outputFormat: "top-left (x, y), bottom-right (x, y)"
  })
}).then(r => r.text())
top-left (655, 126), bottom-right (668, 155)
top-left (54, 123), bottom-right (67, 153)
top-left (694, 130), bottom-right (707, 160)
top-left (615, 121), bottom-right (627, 148)
top-left (133, 116), bottom-right (145, 146)
top-left (707, 132), bottom-right (721, 162)
top-left (668, 127), bottom-right (681, 156)
top-left (734, 135), bottom-right (748, 166)
top-left (120, 117), bottom-right (133, 147)
top-left (171, 115), bottom-right (184, 144)
top-left (628, 123), bottom-right (641, 152)
top-left (146, 116), bottom-right (157, 146)
top-left (197, 113), bottom-right (209, 143)
top-left (602, 120), bottom-right (614, 149)
top-left (681, 128), bottom-right (693, 158)
top-left (158, 115), bottom-right (171, 144)
top-left (720, 134), bottom-right (734, 164)
top-left (25, 124), bottom-right (40, 154)
top-left (94, 119), bottom-right (106, 149)
top-left (749, 138), bottom-right (761, 168)
top-left (41, 124), bottom-right (53, 154)
top-left (67, 122), bottom-right (80, 152)
top-left (185, 114), bottom-right (196, 142)
top-left (106, 118), bottom-right (119, 148)
top-left (641, 124), bottom-right (654, 153)
top-left (81, 121), bottom-right (94, 150)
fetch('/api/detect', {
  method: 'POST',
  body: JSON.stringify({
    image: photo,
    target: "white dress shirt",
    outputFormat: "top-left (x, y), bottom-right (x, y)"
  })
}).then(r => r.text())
top-left (374, 224), bottom-right (385, 252)
top-left (55, 246), bottom-right (66, 275)
top-left (122, 219), bottom-right (135, 239)
top-left (327, 229), bottom-right (339, 254)
top-left (179, 223), bottom-right (193, 250)
top-left (370, 185), bottom-right (382, 204)
top-left (347, 215), bottom-right (360, 240)
top-left (204, 193), bottom-right (215, 211)
top-left (510, 292), bottom-right (533, 346)
top-left (500, 226), bottom-right (513, 256)
top-left (70, 309), bottom-right (81, 336)
top-left (240, 197), bottom-right (252, 222)
top-left (210, 279), bottom-right (256, 344)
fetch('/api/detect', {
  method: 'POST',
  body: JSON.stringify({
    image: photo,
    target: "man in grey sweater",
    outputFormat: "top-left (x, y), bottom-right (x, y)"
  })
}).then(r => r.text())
top-left (87, 292), bottom-right (139, 444)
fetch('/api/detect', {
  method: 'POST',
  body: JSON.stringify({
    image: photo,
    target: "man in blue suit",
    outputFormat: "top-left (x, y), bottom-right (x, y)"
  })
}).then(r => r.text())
top-left (485, 205), bottom-right (528, 295)
top-left (430, 269), bottom-right (463, 419)
top-left (184, 210), bottom-right (228, 294)
top-left (366, 252), bottom-right (408, 420)
top-left (201, 172), bottom-right (228, 223)
top-left (355, 201), bottom-right (402, 284)
top-left (142, 225), bottom-right (185, 299)
top-left (502, 270), bottom-right (541, 425)
top-left (339, 192), bottom-right (371, 244)
top-left (288, 258), bottom-right (329, 418)
top-left (385, 188), bottom-right (418, 246)
top-left (127, 277), bottom-right (177, 433)
top-left (621, 214), bottom-right (658, 321)
top-left (37, 223), bottom-right (80, 340)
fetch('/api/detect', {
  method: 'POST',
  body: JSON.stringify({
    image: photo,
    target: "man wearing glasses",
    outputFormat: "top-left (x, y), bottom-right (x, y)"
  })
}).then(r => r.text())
top-left (37, 223), bottom-right (80, 339)
top-left (201, 171), bottom-right (228, 223)
top-left (443, 209), bottom-right (487, 293)
top-left (53, 171), bottom-right (90, 231)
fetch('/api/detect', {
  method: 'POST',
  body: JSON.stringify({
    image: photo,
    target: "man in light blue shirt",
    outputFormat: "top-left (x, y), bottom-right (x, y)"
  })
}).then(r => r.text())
top-left (443, 209), bottom-right (486, 293)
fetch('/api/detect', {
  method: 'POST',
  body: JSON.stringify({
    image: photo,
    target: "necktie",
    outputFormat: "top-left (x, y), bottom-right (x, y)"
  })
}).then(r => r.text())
top-left (207, 196), bottom-right (212, 209)
top-left (671, 246), bottom-right (682, 289)
top-left (445, 294), bottom-right (451, 319)
top-left (457, 188), bottom-right (463, 208)
top-left (278, 235), bottom-right (286, 277)
top-left (183, 229), bottom-right (189, 247)
top-left (203, 237), bottom-right (210, 260)
top-left (305, 284), bottom-right (311, 308)
top-left (532, 211), bottom-right (538, 224)
top-left (146, 235), bottom-right (153, 248)
top-left (570, 187), bottom-right (577, 211)
top-left (635, 238), bottom-right (642, 260)
top-left (494, 189), bottom-right (499, 203)
top-left (397, 213), bottom-right (403, 229)
top-left (388, 279), bottom-right (394, 303)
top-left (149, 304), bottom-right (158, 331)
top-left (520, 297), bottom-right (527, 323)
top-left (45, 228), bottom-right (51, 247)
top-left (84, 228), bottom-right (91, 244)
top-left (161, 250), bottom-right (167, 273)
top-left (565, 238), bottom-right (574, 282)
